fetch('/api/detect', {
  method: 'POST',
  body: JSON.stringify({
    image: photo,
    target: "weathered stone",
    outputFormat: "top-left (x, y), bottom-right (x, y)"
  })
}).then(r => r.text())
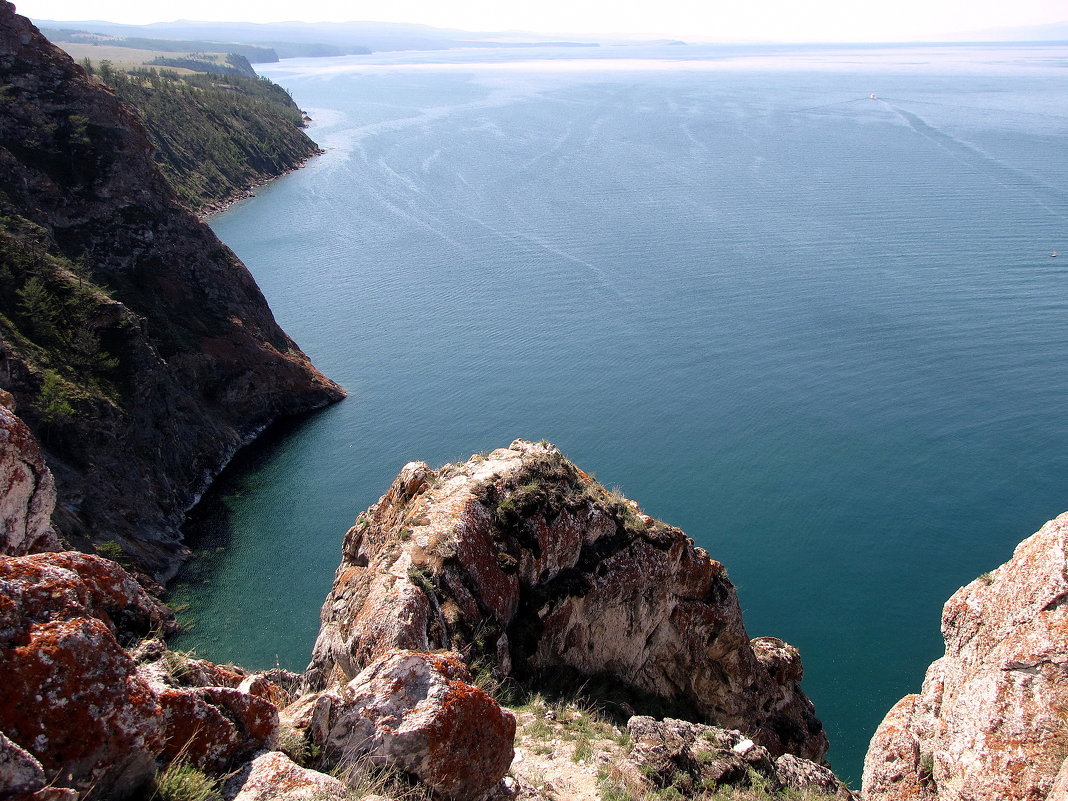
top-left (0, 730), bottom-right (46, 798)
top-left (307, 440), bottom-right (826, 760)
top-left (0, 552), bottom-right (177, 795)
top-left (294, 650), bottom-right (514, 801)
top-left (774, 753), bottom-right (854, 799)
top-left (0, 552), bottom-right (221, 797)
top-left (1047, 758), bottom-right (1068, 801)
top-left (223, 751), bottom-right (348, 801)
top-left (0, 617), bottom-right (165, 796)
top-left (622, 716), bottom-right (854, 799)
top-left (0, 405), bottom-right (59, 556)
top-left (863, 512), bottom-right (1068, 801)
top-left (154, 686), bottom-right (278, 773)
top-left (625, 716), bottom-right (774, 794)
top-left (239, 674), bottom-right (294, 709)
top-left (0, 551), bottom-right (174, 646)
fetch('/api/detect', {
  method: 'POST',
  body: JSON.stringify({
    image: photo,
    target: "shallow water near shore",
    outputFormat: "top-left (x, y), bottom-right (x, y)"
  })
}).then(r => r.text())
top-left (173, 42), bottom-right (1068, 783)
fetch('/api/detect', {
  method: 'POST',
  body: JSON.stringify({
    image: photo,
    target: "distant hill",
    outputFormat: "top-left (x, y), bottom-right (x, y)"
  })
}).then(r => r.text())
top-left (955, 19), bottom-right (1068, 41)
top-left (30, 18), bottom-right (597, 58)
top-left (38, 27), bottom-right (279, 61)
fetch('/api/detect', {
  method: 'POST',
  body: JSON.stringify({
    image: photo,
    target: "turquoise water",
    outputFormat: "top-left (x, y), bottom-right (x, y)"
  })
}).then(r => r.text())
top-left (173, 43), bottom-right (1068, 783)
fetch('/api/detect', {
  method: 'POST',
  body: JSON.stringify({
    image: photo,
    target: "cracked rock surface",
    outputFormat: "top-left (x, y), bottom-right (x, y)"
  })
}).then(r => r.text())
top-left (864, 512), bottom-right (1068, 801)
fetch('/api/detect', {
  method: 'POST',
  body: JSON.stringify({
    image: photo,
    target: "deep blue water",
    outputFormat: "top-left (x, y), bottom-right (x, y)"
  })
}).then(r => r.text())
top-left (172, 43), bottom-right (1068, 783)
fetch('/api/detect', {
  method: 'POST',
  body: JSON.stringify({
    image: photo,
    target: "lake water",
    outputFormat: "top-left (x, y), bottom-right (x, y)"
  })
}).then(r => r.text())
top-left (172, 42), bottom-right (1068, 783)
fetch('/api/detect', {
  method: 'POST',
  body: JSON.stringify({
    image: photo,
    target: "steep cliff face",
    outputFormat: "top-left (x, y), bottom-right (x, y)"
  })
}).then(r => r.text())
top-left (0, 2), bottom-right (344, 577)
top-left (306, 440), bottom-right (828, 761)
top-left (863, 512), bottom-right (1068, 801)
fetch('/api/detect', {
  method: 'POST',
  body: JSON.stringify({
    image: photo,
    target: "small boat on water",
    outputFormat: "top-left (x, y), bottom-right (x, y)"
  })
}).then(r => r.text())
top-left (1053, 251), bottom-right (1059, 258)
top-left (870, 93), bottom-right (878, 100)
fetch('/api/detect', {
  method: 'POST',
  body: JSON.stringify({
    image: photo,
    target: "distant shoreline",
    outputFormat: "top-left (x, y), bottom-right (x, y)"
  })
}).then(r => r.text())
top-left (199, 147), bottom-right (325, 219)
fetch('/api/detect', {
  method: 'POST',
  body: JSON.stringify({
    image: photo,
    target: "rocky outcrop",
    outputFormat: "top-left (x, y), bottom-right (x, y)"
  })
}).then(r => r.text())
top-left (286, 649), bottom-right (515, 801)
top-left (623, 717), bottom-right (853, 799)
top-left (0, 552), bottom-right (283, 798)
top-left (0, 552), bottom-right (173, 795)
top-left (0, 400), bottom-right (59, 556)
top-left (0, 3), bottom-right (344, 578)
top-left (863, 512), bottom-right (1068, 801)
top-left (306, 440), bottom-right (827, 761)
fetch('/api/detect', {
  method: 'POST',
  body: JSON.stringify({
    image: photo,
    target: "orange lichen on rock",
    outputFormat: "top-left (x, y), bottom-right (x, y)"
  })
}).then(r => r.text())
top-left (286, 649), bottom-right (514, 801)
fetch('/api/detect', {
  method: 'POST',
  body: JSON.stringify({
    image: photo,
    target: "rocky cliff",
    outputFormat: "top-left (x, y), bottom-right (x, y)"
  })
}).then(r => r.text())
top-left (863, 512), bottom-right (1068, 801)
top-left (0, 2), bottom-right (344, 578)
top-left (305, 440), bottom-right (828, 762)
top-left (0, 438), bottom-right (851, 801)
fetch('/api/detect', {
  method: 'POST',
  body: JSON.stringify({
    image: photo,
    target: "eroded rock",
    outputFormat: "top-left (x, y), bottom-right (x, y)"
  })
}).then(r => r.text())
top-left (863, 511), bottom-right (1068, 801)
top-left (0, 405), bottom-right (59, 556)
top-left (0, 730), bottom-right (46, 798)
top-left (0, 616), bottom-right (165, 796)
top-left (622, 716), bottom-right (853, 798)
top-left (289, 649), bottom-right (514, 801)
top-left (306, 440), bottom-right (826, 760)
top-left (0, 551), bottom-right (276, 796)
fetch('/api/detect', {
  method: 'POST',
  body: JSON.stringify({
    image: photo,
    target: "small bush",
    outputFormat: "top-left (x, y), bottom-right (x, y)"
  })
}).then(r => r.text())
top-left (150, 761), bottom-right (220, 801)
top-left (94, 540), bottom-right (125, 562)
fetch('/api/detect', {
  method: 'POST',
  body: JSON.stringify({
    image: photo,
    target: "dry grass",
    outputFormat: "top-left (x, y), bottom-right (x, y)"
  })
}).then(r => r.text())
top-left (55, 43), bottom-right (214, 73)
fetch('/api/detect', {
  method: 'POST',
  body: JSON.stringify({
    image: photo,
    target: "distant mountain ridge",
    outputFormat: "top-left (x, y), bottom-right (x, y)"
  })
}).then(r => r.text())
top-left (30, 17), bottom-right (598, 59)
top-left (965, 19), bottom-right (1068, 40)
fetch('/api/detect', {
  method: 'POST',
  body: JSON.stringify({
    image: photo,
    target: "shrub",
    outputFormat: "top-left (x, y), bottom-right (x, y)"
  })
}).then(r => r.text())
top-left (150, 761), bottom-right (220, 801)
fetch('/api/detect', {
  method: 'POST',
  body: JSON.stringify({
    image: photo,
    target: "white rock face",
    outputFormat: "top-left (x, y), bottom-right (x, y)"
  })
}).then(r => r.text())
top-left (863, 512), bottom-right (1068, 801)
top-left (0, 401), bottom-right (59, 556)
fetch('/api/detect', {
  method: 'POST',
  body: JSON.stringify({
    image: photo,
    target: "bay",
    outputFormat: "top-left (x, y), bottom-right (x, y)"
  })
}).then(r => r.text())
top-left (172, 42), bottom-right (1068, 782)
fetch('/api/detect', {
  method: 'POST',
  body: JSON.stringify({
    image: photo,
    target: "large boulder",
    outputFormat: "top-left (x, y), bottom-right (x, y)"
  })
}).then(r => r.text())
top-left (0, 402), bottom-right (59, 556)
top-left (287, 649), bottom-right (514, 801)
top-left (306, 440), bottom-right (827, 760)
top-left (154, 687), bottom-right (278, 774)
top-left (863, 512), bottom-right (1068, 801)
top-left (0, 552), bottom-right (278, 797)
top-left (0, 616), bottom-right (165, 796)
top-left (0, 553), bottom-right (172, 794)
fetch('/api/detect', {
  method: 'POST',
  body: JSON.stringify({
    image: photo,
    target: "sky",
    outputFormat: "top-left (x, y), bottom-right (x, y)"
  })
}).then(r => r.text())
top-left (14, 0), bottom-right (1068, 42)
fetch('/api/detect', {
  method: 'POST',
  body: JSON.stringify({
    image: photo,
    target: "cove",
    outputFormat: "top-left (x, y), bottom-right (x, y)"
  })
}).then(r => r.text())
top-left (172, 42), bottom-right (1068, 782)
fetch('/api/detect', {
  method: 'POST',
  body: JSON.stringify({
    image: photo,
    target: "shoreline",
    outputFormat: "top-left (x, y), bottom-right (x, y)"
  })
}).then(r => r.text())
top-left (198, 146), bottom-right (325, 219)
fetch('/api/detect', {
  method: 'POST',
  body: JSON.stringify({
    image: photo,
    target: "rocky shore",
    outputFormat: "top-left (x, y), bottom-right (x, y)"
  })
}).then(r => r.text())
top-left (0, 434), bottom-right (853, 800)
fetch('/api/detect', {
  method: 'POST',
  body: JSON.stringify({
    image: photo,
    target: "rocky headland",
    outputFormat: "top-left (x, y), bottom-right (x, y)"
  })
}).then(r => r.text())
top-left (0, 0), bottom-right (344, 579)
top-left (304, 440), bottom-right (827, 762)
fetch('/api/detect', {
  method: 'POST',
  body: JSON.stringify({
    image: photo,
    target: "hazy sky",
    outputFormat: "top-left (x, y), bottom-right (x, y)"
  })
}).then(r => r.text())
top-left (15, 0), bottom-right (1068, 42)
